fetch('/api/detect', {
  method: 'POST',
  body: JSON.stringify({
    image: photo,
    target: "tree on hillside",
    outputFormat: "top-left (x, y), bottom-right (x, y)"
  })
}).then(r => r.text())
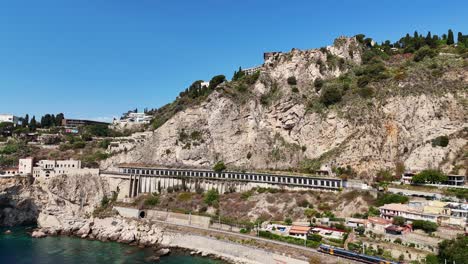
top-left (204, 188), bottom-right (219, 206)
top-left (30, 116), bottom-right (37, 131)
top-left (438, 235), bottom-right (468, 264)
top-left (412, 169), bottom-right (447, 184)
top-left (457, 32), bottom-right (463, 43)
top-left (232, 67), bottom-right (245, 81)
top-left (40, 114), bottom-right (55, 128)
top-left (55, 113), bottom-right (65, 126)
top-left (447, 29), bottom-right (455, 45)
top-left (393, 216), bottom-right (405, 226)
top-left (23, 114), bottom-right (29, 127)
top-left (208, 75), bottom-right (226, 90)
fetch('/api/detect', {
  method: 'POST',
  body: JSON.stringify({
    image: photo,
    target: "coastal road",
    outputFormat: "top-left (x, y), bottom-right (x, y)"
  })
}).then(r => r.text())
top-left (147, 218), bottom-right (361, 264)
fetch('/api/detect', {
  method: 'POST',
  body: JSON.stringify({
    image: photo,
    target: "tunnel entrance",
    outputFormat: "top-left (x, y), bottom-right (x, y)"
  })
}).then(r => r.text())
top-left (139, 210), bottom-right (146, 219)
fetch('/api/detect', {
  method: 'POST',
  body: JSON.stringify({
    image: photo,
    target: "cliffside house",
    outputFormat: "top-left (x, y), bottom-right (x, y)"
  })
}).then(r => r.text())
top-left (289, 225), bottom-right (312, 240)
top-left (346, 218), bottom-right (368, 229)
top-left (366, 217), bottom-right (392, 233)
top-left (379, 201), bottom-right (467, 227)
top-left (113, 112), bottom-right (152, 126)
top-left (242, 65), bottom-right (263, 75)
top-left (32, 159), bottom-right (99, 179)
top-left (0, 158), bottom-right (34, 177)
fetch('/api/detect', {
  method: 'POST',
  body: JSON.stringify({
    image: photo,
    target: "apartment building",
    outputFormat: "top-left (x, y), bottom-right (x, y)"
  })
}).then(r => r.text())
top-left (32, 159), bottom-right (99, 179)
top-left (379, 201), bottom-right (467, 227)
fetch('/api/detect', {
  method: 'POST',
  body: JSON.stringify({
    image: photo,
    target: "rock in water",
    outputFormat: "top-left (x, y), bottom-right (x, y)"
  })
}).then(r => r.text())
top-left (31, 230), bottom-right (47, 238)
top-left (155, 248), bottom-right (170, 256)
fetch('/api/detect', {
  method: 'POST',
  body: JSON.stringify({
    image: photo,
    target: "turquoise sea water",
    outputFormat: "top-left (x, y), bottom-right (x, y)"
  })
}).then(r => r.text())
top-left (0, 227), bottom-right (223, 264)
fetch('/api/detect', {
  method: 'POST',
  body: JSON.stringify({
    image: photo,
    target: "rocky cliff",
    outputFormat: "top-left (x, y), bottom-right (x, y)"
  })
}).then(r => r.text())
top-left (0, 175), bottom-right (108, 227)
top-left (103, 36), bottom-right (468, 178)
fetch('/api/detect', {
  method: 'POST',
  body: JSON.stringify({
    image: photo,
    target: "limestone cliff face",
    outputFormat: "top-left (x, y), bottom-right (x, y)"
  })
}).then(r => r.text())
top-left (102, 37), bottom-right (467, 177)
top-left (0, 175), bottom-right (109, 227)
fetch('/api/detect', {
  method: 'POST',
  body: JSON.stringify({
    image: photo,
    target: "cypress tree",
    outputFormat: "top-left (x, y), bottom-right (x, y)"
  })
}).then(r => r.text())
top-left (447, 29), bottom-right (454, 45)
top-left (457, 32), bottom-right (463, 43)
top-left (30, 116), bottom-right (37, 131)
top-left (23, 114), bottom-right (29, 127)
top-left (425, 32), bottom-right (432, 45)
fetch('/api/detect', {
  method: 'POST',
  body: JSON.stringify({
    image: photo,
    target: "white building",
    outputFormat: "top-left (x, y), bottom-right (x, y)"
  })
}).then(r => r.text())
top-left (242, 65), bottom-right (262, 75)
top-left (0, 167), bottom-right (19, 177)
top-left (32, 159), bottom-right (99, 179)
top-left (113, 112), bottom-right (152, 126)
top-left (0, 114), bottom-right (20, 126)
top-left (19, 158), bottom-right (34, 175)
top-left (379, 201), bottom-right (467, 227)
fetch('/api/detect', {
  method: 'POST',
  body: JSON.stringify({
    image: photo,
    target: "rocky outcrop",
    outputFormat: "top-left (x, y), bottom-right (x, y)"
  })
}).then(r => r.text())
top-left (0, 178), bottom-right (41, 226)
top-left (0, 174), bottom-right (110, 227)
top-left (102, 36), bottom-right (467, 177)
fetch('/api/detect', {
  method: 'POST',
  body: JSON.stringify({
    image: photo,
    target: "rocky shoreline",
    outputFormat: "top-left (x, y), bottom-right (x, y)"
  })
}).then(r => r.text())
top-left (31, 215), bottom-right (234, 263)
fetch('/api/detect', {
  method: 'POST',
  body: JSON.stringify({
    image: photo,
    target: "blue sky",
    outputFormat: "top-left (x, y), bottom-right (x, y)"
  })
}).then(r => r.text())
top-left (1, 0), bottom-right (467, 121)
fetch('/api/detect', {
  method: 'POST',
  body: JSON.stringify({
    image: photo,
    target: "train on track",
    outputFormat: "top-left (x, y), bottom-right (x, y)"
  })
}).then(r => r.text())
top-left (319, 244), bottom-right (400, 264)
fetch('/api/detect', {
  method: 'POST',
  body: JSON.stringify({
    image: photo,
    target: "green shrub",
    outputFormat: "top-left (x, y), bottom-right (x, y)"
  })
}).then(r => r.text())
top-left (319, 86), bottom-right (342, 106)
top-left (376, 169), bottom-right (394, 182)
top-left (241, 190), bottom-right (254, 200)
top-left (72, 141), bottom-right (86, 149)
top-left (177, 192), bottom-right (192, 202)
top-left (412, 220), bottom-right (438, 233)
top-left (297, 199), bottom-right (310, 208)
top-left (287, 76), bottom-right (297, 85)
top-left (101, 195), bottom-right (109, 207)
top-left (357, 87), bottom-right (374, 98)
top-left (432, 135), bottom-right (449, 147)
top-left (0, 142), bottom-right (19, 154)
top-left (213, 161), bottom-right (226, 172)
top-left (393, 216), bottom-right (405, 226)
top-left (99, 139), bottom-right (111, 149)
top-left (208, 75), bottom-right (226, 89)
top-left (414, 46), bottom-right (438, 62)
top-left (144, 195), bottom-right (159, 207)
top-left (291, 87), bottom-right (299, 93)
top-left (308, 233), bottom-right (322, 242)
top-left (239, 228), bottom-right (249, 234)
top-left (375, 193), bottom-right (409, 206)
top-left (204, 188), bottom-right (219, 206)
top-left (236, 84), bottom-right (248, 92)
top-left (314, 78), bottom-right (324, 91)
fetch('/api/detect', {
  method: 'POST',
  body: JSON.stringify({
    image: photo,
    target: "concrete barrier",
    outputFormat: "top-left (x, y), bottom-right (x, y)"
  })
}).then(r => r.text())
top-left (137, 208), bottom-right (211, 228)
top-left (113, 206), bottom-right (139, 218)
